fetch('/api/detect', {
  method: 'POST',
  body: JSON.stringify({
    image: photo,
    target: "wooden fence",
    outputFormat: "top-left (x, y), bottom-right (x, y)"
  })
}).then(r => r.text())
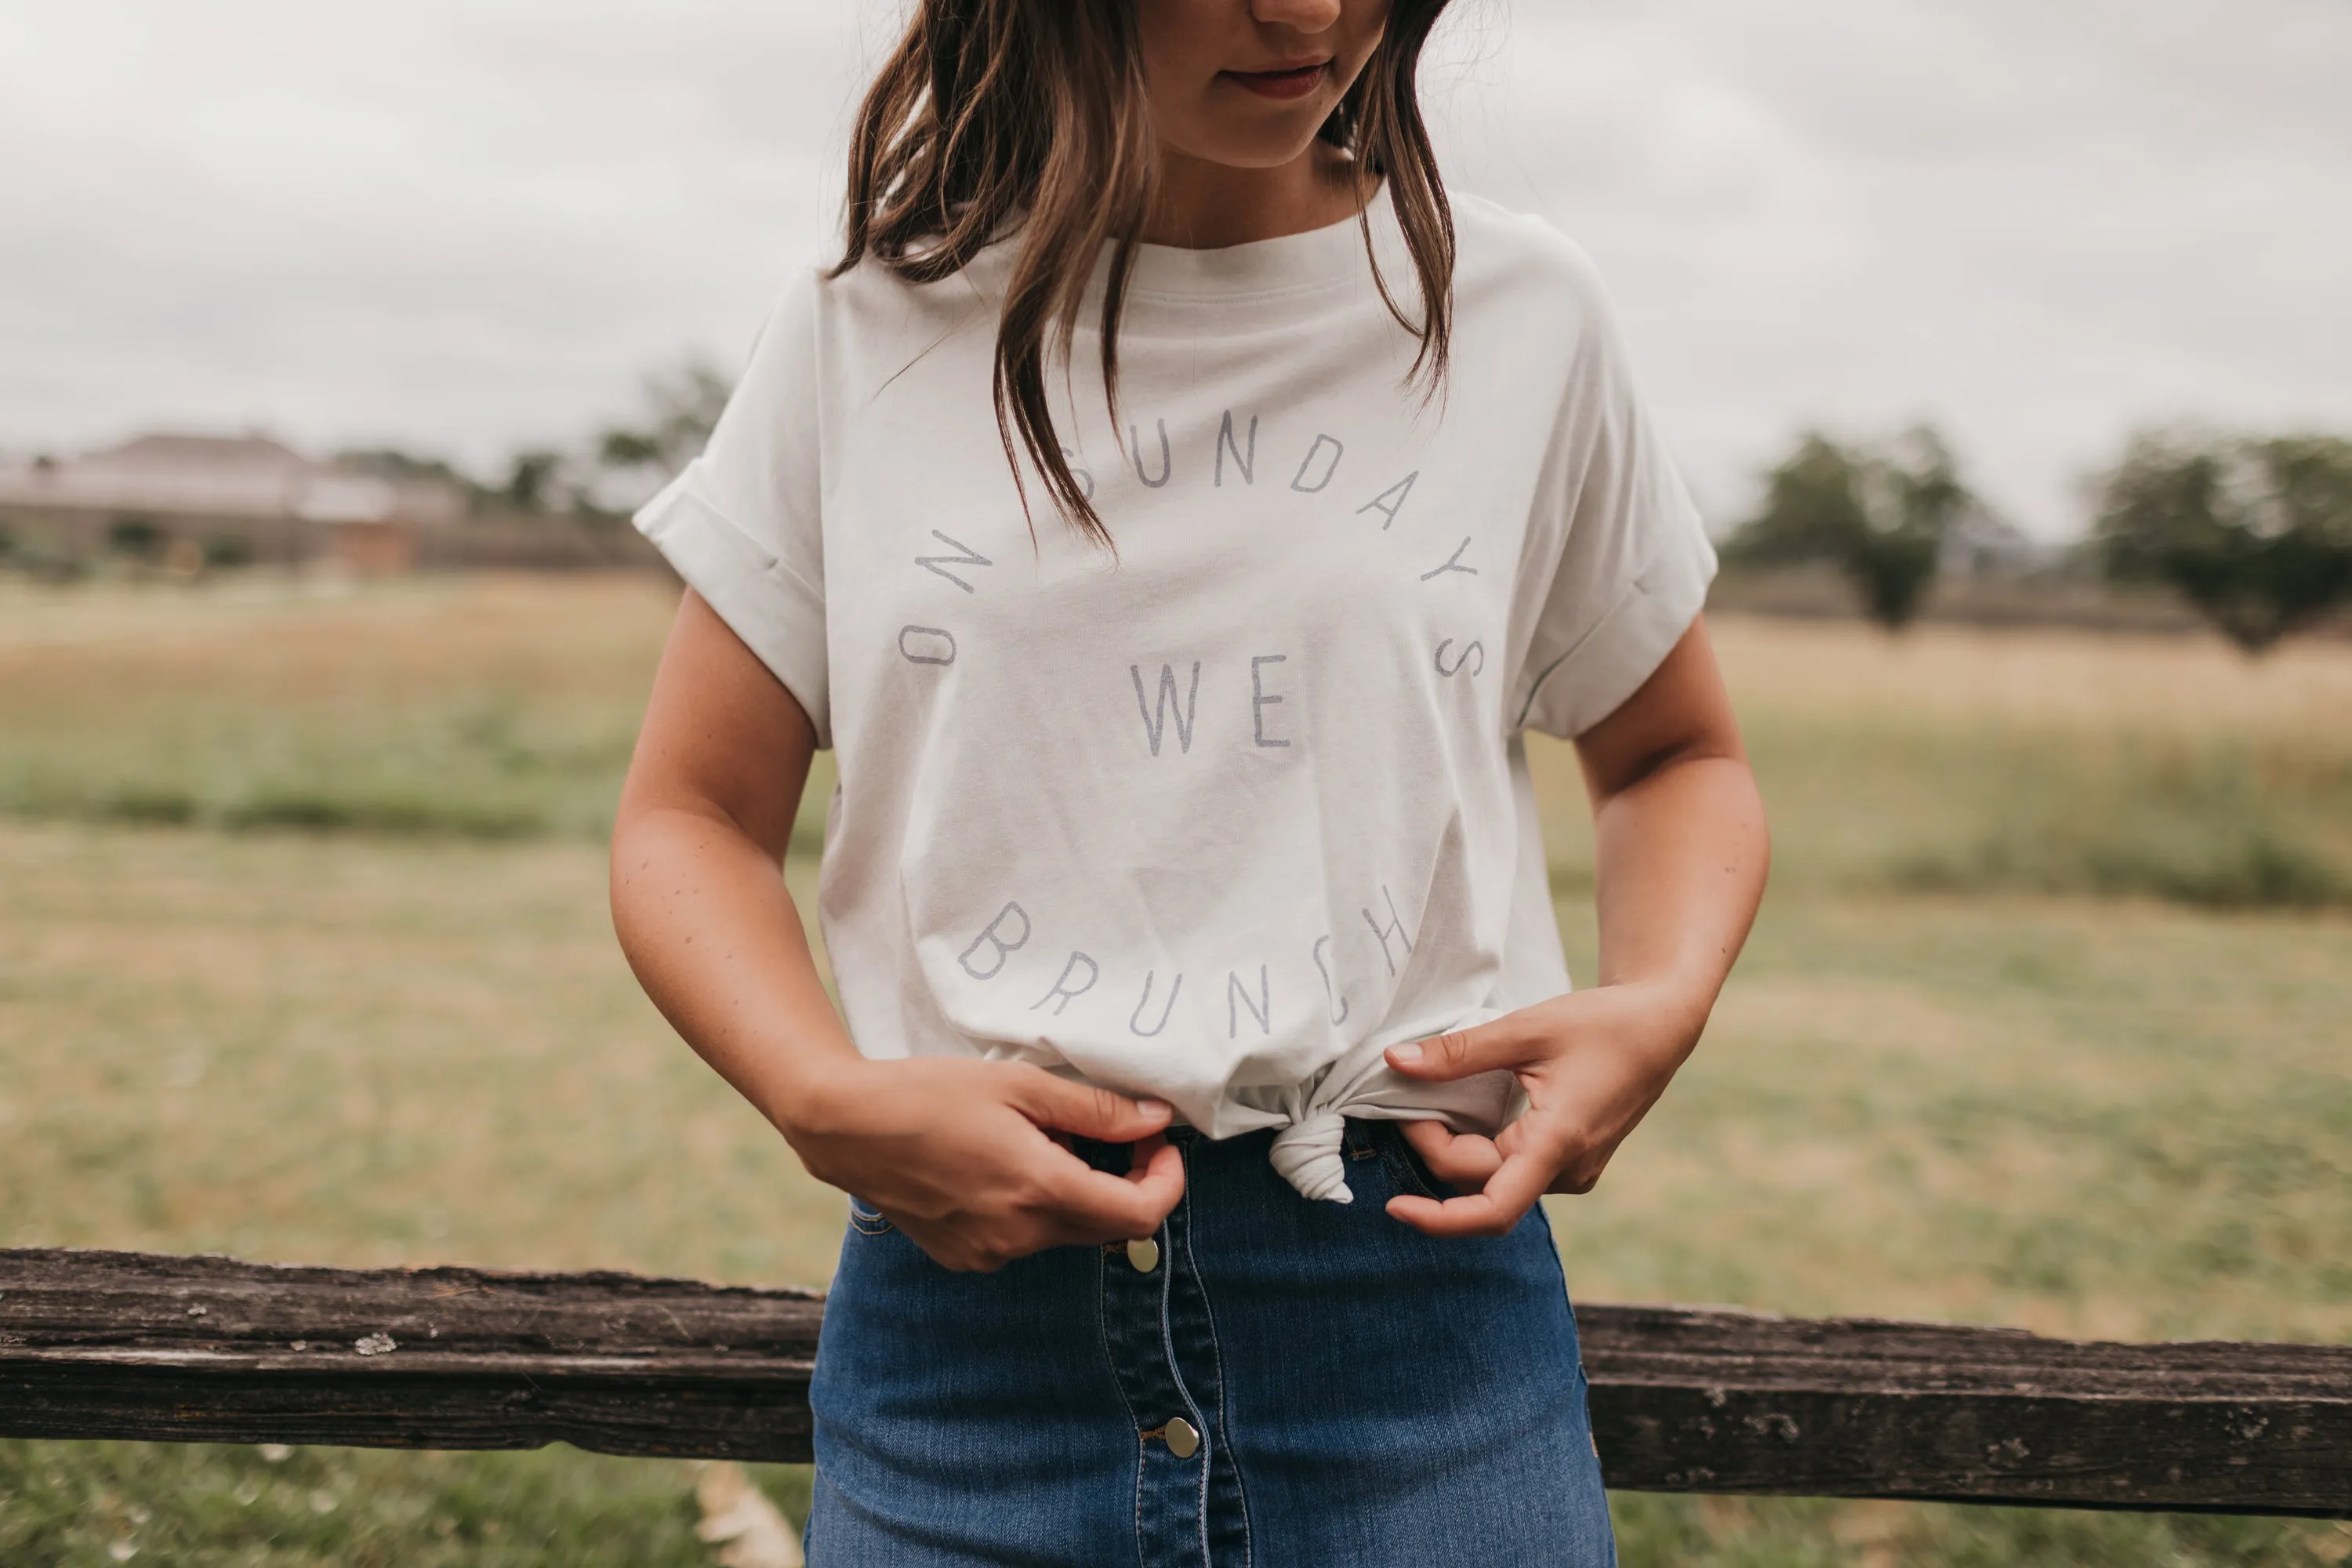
top-left (2, 1248), bottom-right (2345, 1518)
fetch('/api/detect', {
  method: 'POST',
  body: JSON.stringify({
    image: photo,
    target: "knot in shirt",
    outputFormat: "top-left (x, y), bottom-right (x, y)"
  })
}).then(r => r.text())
top-left (1268, 1109), bottom-right (1355, 1204)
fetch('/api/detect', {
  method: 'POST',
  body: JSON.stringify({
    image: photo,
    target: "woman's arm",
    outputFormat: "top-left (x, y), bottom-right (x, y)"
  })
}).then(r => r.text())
top-left (611, 590), bottom-right (1184, 1270)
top-left (1379, 615), bottom-right (1769, 1236)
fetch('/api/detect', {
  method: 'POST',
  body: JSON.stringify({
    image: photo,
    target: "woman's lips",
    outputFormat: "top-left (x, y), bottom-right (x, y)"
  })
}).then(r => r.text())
top-left (1222, 62), bottom-right (1329, 101)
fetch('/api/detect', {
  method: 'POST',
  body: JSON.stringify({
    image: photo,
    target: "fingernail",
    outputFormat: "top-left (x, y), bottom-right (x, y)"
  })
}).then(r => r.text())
top-left (1388, 1043), bottom-right (1424, 1067)
top-left (1136, 1098), bottom-right (1168, 1117)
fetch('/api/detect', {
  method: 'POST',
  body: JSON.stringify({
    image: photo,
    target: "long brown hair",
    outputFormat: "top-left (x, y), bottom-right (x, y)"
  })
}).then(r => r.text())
top-left (836, 2), bottom-right (1457, 546)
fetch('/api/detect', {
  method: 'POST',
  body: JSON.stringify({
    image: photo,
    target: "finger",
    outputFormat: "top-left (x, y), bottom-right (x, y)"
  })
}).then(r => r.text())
top-left (1131, 1138), bottom-right (1184, 1202)
top-left (891, 1218), bottom-right (1004, 1274)
top-left (1547, 1136), bottom-right (1618, 1196)
top-left (1009, 1068), bottom-right (1173, 1143)
top-left (1384, 1017), bottom-right (1537, 1083)
top-left (1039, 1141), bottom-right (1185, 1239)
top-left (1385, 1144), bottom-right (1555, 1239)
top-left (1401, 1120), bottom-right (1503, 1186)
top-left (1127, 1132), bottom-right (1169, 1177)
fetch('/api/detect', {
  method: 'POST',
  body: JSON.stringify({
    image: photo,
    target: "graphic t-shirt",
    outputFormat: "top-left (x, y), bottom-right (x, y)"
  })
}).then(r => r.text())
top-left (636, 192), bottom-right (1716, 1203)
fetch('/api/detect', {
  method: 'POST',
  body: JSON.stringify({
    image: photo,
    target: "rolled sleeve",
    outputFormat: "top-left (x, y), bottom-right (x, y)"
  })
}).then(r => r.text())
top-left (635, 476), bottom-right (832, 747)
top-left (630, 263), bottom-right (832, 747)
top-left (1519, 499), bottom-right (1715, 738)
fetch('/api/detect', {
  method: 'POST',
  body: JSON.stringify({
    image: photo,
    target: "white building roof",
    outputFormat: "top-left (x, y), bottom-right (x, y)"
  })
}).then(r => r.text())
top-left (0, 433), bottom-right (463, 525)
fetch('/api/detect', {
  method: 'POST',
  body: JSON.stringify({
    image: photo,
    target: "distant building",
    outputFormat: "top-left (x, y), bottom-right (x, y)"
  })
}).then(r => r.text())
top-left (0, 433), bottom-right (466, 573)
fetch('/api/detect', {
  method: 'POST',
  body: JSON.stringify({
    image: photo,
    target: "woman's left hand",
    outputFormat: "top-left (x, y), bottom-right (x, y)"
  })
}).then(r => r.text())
top-left (1383, 618), bottom-right (1766, 1238)
top-left (1379, 978), bottom-right (1708, 1237)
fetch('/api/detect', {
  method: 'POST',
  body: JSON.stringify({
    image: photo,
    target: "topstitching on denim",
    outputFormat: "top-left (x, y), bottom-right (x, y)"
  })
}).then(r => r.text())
top-left (1089, 1237), bottom-right (1150, 1568)
top-left (1156, 1169), bottom-right (1215, 1568)
top-left (1377, 1122), bottom-right (1461, 1204)
top-left (1177, 1159), bottom-right (1253, 1568)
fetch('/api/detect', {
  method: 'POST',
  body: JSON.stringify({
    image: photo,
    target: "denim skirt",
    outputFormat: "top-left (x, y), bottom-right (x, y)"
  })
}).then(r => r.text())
top-left (805, 1119), bottom-right (1616, 1566)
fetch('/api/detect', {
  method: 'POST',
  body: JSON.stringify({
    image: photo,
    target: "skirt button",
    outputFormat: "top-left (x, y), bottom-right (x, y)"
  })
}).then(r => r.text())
top-left (1125, 1236), bottom-right (1160, 1272)
top-left (1163, 1416), bottom-right (1200, 1459)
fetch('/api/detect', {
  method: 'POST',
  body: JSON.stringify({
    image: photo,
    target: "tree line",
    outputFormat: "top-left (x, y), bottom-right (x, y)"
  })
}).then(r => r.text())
top-left (1727, 426), bottom-right (2352, 653)
top-left (341, 352), bottom-right (2352, 655)
top-left (334, 357), bottom-right (731, 522)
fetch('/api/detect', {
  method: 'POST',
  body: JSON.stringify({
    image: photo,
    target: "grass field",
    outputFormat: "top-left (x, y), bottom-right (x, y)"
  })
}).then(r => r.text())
top-left (2, 575), bottom-right (2348, 1565)
top-left (6, 572), bottom-right (2347, 902)
top-left (0, 576), bottom-right (673, 843)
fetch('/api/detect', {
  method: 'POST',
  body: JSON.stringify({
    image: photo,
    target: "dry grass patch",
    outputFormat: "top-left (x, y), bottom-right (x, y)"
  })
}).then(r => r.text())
top-left (0, 821), bottom-right (841, 1287)
top-left (6, 820), bottom-right (2343, 1341)
top-left (0, 575), bottom-right (684, 839)
top-left (1707, 615), bottom-right (2352, 739)
top-left (1533, 616), bottom-right (2352, 906)
top-left (1555, 890), bottom-right (2352, 1342)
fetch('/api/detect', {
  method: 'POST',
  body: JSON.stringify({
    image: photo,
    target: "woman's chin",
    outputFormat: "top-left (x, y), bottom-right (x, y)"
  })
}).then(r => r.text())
top-left (1163, 126), bottom-right (1343, 175)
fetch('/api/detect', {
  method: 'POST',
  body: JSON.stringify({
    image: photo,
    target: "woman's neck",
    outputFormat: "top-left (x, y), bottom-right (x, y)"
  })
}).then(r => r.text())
top-left (1140, 140), bottom-right (1370, 250)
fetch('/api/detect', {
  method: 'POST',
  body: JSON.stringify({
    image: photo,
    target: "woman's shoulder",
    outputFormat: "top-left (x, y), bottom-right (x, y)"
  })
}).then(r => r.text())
top-left (752, 242), bottom-right (1006, 363)
top-left (1442, 193), bottom-right (1650, 374)
top-left (1446, 191), bottom-right (1614, 306)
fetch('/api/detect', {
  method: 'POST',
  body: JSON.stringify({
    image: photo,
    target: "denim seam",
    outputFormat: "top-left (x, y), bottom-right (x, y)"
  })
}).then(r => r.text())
top-left (1156, 1168), bottom-right (1214, 1566)
top-left (1377, 1123), bottom-right (1453, 1203)
top-left (1179, 1178), bottom-right (1253, 1568)
top-left (844, 1196), bottom-right (893, 1236)
top-left (1093, 1241), bottom-right (1150, 1568)
top-left (1543, 1205), bottom-right (1597, 1391)
top-left (1533, 1200), bottom-right (1573, 1305)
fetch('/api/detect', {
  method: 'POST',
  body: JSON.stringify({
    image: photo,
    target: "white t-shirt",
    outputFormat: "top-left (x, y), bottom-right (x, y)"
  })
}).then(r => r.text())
top-left (637, 191), bottom-right (1715, 1203)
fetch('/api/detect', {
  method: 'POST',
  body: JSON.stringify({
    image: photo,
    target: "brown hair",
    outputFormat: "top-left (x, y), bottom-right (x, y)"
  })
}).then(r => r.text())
top-left (836, 1), bottom-right (1457, 546)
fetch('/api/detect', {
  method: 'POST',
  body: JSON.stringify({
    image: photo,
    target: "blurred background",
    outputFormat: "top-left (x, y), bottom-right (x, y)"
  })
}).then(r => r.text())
top-left (2, 2), bottom-right (2347, 1564)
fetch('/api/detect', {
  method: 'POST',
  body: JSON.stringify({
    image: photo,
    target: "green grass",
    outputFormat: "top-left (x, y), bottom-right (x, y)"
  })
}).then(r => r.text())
top-left (1534, 617), bottom-right (2352, 909)
top-left (1607, 1494), bottom-right (2350, 1568)
top-left (0, 576), bottom-right (836, 855)
top-left (3, 582), bottom-right (2350, 1563)
top-left (4, 821), bottom-right (2347, 1563)
top-left (5, 1444), bottom-right (2343, 1567)
top-left (4, 579), bottom-right (2348, 905)
top-left (1550, 890), bottom-right (2352, 1343)
top-left (0, 824), bottom-right (837, 1283)
top-left (0, 1442), bottom-right (811, 1567)
top-left (1762, 723), bottom-right (2352, 909)
top-left (0, 577), bottom-right (646, 842)
top-left (0, 695), bottom-right (624, 838)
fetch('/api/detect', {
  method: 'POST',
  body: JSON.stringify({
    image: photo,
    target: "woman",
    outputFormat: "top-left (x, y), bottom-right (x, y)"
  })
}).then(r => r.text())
top-left (611, 0), bottom-right (1769, 1560)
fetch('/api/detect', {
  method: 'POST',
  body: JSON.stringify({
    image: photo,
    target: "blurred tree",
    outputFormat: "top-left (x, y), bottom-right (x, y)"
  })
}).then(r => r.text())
top-left (333, 448), bottom-right (473, 487)
top-left (597, 357), bottom-right (731, 484)
top-left (458, 356), bottom-right (735, 522)
top-left (1725, 428), bottom-right (1974, 630)
top-left (201, 533), bottom-right (256, 570)
top-left (500, 449), bottom-right (567, 514)
top-left (2096, 432), bottom-right (2352, 655)
top-left (106, 516), bottom-right (164, 560)
top-left (336, 447), bottom-right (498, 515)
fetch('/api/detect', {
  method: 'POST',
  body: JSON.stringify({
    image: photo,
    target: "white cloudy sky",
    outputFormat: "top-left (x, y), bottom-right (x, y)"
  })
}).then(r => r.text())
top-left (2, 0), bottom-right (2347, 537)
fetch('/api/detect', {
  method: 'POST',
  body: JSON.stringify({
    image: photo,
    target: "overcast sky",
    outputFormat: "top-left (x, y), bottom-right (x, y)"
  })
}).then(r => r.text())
top-left (2, 0), bottom-right (2347, 537)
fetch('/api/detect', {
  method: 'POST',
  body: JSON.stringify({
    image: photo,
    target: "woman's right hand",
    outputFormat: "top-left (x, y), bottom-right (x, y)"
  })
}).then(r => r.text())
top-left (778, 1056), bottom-right (1187, 1272)
top-left (612, 596), bottom-right (1179, 1273)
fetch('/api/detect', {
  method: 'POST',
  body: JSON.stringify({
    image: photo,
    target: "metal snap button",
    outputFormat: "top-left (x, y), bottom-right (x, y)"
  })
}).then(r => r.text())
top-left (1163, 1416), bottom-right (1200, 1459)
top-left (1125, 1236), bottom-right (1160, 1272)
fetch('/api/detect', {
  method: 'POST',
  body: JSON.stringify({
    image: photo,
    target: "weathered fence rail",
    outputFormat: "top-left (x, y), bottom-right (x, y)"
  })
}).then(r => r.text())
top-left (2, 1248), bottom-right (2346, 1517)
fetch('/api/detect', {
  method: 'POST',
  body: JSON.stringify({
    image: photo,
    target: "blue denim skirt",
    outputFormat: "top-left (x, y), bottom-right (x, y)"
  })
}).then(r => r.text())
top-left (806, 1119), bottom-right (1615, 1566)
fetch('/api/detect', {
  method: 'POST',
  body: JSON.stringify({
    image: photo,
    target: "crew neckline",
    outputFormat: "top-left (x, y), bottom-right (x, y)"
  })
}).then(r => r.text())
top-left (1123, 186), bottom-right (1403, 300)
